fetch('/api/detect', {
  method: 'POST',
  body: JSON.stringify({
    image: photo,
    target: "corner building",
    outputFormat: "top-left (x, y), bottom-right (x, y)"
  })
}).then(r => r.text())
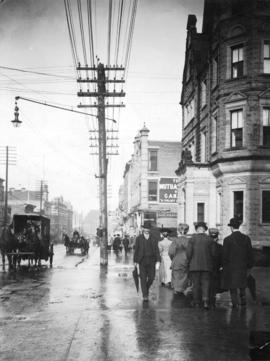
top-left (120, 125), bottom-right (181, 236)
top-left (176, 0), bottom-right (270, 247)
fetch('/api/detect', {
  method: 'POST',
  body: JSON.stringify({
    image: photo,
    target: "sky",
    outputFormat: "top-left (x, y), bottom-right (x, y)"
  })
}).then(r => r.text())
top-left (0, 0), bottom-right (203, 215)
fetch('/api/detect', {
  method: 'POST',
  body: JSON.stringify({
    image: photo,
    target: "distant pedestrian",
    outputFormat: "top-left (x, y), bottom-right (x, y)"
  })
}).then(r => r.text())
top-left (123, 235), bottom-right (130, 254)
top-left (168, 223), bottom-right (190, 295)
top-left (134, 223), bottom-right (161, 302)
top-left (186, 222), bottom-right (216, 309)
top-left (208, 228), bottom-right (223, 308)
top-left (158, 230), bottom-right (172, 287)
top-left (222, 218), bottom-right (253, 308)
top-left (113, 234), bottom-right (122, 253)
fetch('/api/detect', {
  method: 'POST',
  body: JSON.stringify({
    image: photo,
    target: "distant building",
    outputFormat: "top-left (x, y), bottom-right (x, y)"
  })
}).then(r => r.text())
top-left (46, 196), bottom-right (73, 242)
top-left (176, 0), bottom-right (270, 247)
top-left (8, 186), bottom-right (49, 215)
top-left (119, 124), bottom-right (181, 236)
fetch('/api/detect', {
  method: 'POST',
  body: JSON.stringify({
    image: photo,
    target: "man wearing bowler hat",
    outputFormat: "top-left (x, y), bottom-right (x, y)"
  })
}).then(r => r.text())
top-left (186, 221), bottom-right (216, 309)
top-left (222, 217), bottom-right (253, 308)
top-left (134, 222), bottom-right (161, 301)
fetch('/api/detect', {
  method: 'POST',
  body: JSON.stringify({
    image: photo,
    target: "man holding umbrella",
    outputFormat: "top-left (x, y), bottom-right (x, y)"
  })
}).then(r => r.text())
top-left (133, 222), bottom-right (161, 301)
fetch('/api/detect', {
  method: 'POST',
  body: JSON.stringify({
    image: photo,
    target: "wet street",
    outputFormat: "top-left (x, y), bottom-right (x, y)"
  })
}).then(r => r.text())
top-left (0, 245), bottom-right (270, 361)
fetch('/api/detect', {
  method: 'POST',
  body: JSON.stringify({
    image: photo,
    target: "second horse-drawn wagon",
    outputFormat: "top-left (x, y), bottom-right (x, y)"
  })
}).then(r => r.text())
top-left (64, 231), bottom-right (89, 256)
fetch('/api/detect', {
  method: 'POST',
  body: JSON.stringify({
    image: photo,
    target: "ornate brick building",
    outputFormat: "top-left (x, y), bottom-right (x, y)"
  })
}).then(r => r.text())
top-left (120, 125), bottom-right (181, 236)
top-left (176, 0), bottom-right (270, 247)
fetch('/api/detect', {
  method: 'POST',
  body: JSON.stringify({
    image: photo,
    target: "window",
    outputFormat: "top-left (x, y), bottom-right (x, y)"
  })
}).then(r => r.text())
top-left (201, 131), bottom-right (206, 162)
top-left (148, 180), bottom-right (158, 202)
top-left (144, 211), bottom-right (157, 225)
top-left (197, 203), bottom-right (205, 222)
top-left (264, 41), bottom-right (270, 73)
top-left (233, 191), bottom-right (243, 222)
top-left (231, 45), bottom-right (244, 78)
top-left (212, 57), bottom-right (218, 88)
top-left (262, 190), bottom-right (270, 223)
top-left (201, 79), bottom-right (207, 107)
top-left (183, 98), bottom-right (195, 127)
top-left (263, 108), bottom-right (270, 146)
top-left (148, 150), bottom-right (158, 171)
top-left (231, 109), bottom-right (243, 148)
top-left (211, 116), bottom-right (217, 154)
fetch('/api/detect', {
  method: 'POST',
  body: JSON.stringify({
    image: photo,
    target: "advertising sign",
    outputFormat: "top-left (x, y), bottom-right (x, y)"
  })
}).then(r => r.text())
top-left (159, 178), bottom-right (178, 203)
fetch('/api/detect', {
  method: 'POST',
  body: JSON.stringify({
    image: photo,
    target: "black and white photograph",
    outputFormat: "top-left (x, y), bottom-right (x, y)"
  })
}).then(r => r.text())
top-left (0, 0), bottom-right (270, 360)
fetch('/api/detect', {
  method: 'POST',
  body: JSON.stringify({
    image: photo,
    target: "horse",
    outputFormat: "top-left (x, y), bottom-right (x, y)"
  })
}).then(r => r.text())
top-left (0, 225), bottom-right (18, 270)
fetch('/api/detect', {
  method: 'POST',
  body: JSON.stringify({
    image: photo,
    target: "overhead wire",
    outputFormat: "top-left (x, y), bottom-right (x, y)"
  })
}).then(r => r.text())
top-left (77, 0), bottom-right (88, 67)
top-left (107, 0), bottom-right (113, 66)
top-left (124, 0), bottom-right (138, 79)
top-left (87, 0), bottom-right (95, 66)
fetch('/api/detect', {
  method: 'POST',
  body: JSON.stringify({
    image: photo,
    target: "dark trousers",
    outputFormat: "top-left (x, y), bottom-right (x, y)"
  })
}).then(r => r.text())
top-left (139, 261), bottom-right (156, 297)
top-left (230, 288), bottom-right (246, 306)
top-left (190, 271), bottom-right (211, 303)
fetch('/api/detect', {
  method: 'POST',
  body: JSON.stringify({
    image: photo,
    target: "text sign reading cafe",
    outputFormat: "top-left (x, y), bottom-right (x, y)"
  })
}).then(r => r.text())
top-left (159, 178), bottom-right (178, 203)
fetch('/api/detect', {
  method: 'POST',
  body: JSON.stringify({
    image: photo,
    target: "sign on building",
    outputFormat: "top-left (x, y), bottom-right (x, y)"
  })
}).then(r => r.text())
top-left (159, 178), bottom-right (178, 203)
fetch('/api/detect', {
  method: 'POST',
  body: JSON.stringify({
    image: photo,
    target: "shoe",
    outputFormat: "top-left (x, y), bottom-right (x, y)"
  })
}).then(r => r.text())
top-left (203, 301), bottom-right (210, 310)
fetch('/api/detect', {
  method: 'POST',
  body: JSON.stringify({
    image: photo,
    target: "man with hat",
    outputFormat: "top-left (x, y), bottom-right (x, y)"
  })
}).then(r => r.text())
top-left (134, 222), bottom-right (161, 301)
top-left (186, 222), bottom-right (216, 309)
top-left (222, 217), bottom-right (253, 308)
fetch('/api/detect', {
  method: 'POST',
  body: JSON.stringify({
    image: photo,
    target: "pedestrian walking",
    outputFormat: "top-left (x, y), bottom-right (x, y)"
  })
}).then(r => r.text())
top-left (168, 223), bottom-right (190, 295)
top-left (113, 234), bottom-right (122, 253)
top-left (222, 217), bottom-right (253, 308)
top-left (186, 222), bottom-right (216, 309)
top-left (208, 228), bottom-right (223, 308)
top-left (123, 235), bottom-right (130, 254)
top-left (133, 223), bottom-right (161, 302)
top-left (158, 230), bottom-right (172, 287)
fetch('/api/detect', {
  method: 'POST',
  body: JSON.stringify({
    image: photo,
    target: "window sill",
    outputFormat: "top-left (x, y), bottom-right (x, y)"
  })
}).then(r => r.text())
top-left (225, 76), bottom-right (247, 82)
top-left (224, 147), bottom-right (246, 152)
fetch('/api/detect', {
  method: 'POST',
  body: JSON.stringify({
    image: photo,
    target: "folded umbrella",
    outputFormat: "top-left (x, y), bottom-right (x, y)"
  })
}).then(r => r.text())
top-left (132, 265), bottom-right (140, 293)
top-left (247, 274), bottom-right (256, 301)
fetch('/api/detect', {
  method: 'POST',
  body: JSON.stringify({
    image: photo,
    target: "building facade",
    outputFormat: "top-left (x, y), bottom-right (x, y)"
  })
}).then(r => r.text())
top-left (120, 125), bottom-right (181, 236)
top-left (176, 0), bottom-right (270, 247)
top-left (8, 186), bottom-right (49, 215)
top-left (47, 196), bottom-right (73, 242)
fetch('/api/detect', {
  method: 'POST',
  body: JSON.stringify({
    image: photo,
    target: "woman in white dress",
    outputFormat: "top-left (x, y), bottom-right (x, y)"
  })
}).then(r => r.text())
top-left (158, 231), bottom-right (172, 286)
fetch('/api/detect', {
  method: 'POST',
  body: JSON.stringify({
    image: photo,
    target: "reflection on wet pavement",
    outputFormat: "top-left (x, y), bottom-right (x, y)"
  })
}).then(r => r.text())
top-left (0, 245), bottom-right (270, 360)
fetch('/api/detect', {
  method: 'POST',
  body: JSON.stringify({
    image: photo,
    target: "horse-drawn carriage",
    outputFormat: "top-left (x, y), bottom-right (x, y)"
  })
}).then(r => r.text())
top-left (64, 231), bottom-right (89, 256)
top-left (0, 213), bottom-right (53, 270)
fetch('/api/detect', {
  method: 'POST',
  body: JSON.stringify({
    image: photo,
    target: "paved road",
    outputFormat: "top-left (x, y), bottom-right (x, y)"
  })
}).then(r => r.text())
top-left (0, 245), bottom-right (270, 361)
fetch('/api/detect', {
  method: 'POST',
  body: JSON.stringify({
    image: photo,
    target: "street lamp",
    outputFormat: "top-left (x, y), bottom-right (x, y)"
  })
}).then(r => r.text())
top-left (11, 101), bottom-right (22, 128)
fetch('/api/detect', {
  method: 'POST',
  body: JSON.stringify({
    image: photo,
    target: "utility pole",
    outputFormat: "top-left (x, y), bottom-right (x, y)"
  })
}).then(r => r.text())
top-left (40, 180), bottom-right (43, 216)
top-left (0, 146), bottom-right (16, 226)
top-left (77, 63), bottom-right (125, 266)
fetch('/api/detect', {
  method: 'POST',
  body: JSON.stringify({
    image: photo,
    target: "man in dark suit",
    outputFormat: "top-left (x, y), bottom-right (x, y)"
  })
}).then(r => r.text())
top-left (186, 221), bottom-right (216, 309)
top-left (134, 223), bottom-right (161, 301)
top-left (222, 217), bottom-right (253, 308)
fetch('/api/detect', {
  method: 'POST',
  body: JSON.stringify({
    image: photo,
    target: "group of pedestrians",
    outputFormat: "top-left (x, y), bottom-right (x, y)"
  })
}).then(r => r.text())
top-left (133, 217), bottom-right (254, 309)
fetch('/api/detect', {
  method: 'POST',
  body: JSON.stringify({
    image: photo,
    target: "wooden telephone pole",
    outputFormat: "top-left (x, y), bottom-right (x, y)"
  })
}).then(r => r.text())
top-left (77, 63), bottom-right (125, 266)
top-left (0, 146), bottom-right (16, 226)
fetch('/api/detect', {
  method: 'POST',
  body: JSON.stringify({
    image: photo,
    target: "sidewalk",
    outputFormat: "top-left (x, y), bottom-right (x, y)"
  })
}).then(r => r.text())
top-left (1, 248), bottom-right (270, 361)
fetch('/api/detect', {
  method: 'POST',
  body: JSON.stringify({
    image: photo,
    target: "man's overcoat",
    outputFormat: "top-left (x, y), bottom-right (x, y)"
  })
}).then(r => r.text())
top-left (222, 231), bottom-right (253, 289)
top-left (133, 234), bottom-right (161, 264)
